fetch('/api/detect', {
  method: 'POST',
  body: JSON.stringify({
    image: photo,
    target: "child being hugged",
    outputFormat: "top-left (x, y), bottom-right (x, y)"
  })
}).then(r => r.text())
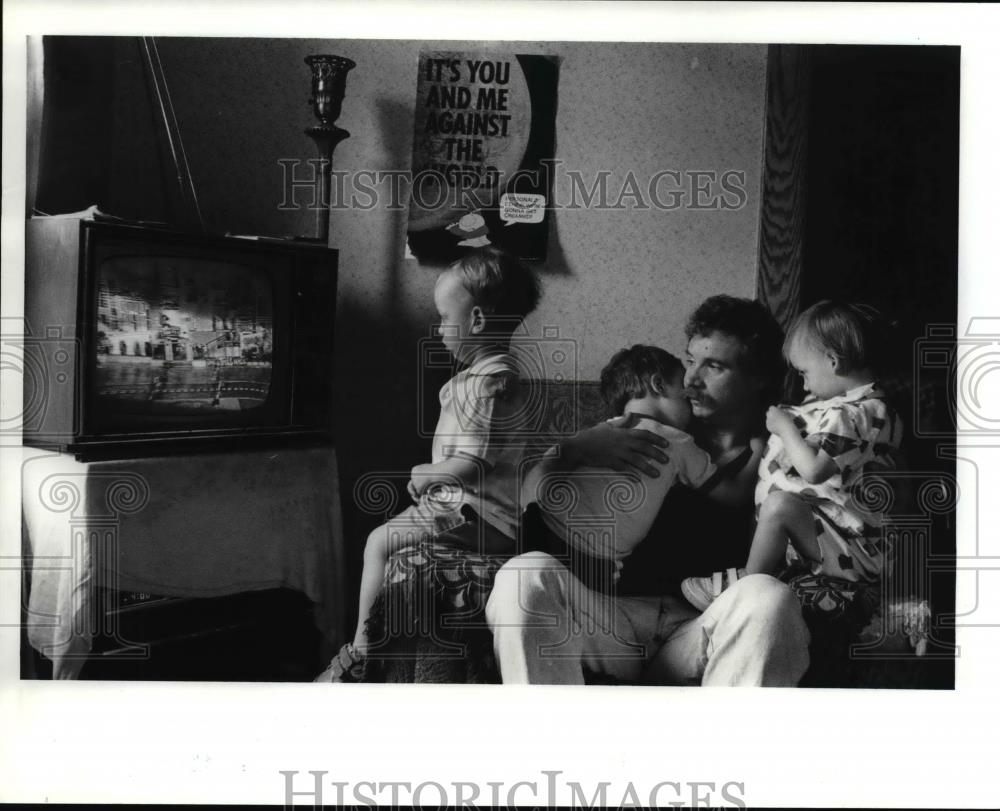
top-left (681, 300), bottom-right (904, 611)
top-left (522, 345), bottom-right (718, 593)
top-left (318, 246), bottom-right (540, 682)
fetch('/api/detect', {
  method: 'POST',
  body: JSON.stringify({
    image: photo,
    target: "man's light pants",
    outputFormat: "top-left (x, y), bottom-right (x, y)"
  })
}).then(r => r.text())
top-left (485, 552), bottom-right (810, 685)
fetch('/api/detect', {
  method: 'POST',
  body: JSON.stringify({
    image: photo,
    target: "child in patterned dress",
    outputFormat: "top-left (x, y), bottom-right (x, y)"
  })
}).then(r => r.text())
top-left (681, 300), bottom-right (903, 611)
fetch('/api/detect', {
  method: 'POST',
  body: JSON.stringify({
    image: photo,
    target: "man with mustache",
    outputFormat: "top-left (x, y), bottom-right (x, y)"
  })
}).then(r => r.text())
top-left (485, 295), bottom-right (811, 685)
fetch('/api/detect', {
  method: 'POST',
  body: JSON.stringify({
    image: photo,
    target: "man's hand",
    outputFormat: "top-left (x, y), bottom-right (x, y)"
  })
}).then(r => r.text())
top-left (563, 413), bottom-right (670, 477)
top-left (765, 406), bottom-right (797, 438)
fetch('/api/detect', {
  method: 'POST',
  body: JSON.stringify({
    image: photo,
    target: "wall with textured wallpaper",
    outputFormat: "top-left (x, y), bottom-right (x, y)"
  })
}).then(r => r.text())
top-left (109, 39), bottom-right (766, 368)
top-left (99, 38), bottom-right (767, 551)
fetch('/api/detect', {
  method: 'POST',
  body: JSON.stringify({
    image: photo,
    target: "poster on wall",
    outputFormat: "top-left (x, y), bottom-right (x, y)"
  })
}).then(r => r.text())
top-left (406, 52), bottom-right (559, 263)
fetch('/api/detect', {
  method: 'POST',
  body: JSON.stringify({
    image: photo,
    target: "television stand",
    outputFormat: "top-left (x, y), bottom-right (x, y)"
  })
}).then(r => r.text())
top-left (21, 444), bottom-right (346, 680)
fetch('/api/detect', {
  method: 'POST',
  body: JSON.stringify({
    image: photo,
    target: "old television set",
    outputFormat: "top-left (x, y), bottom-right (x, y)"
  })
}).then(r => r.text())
top-left (24, 219), bottom-right (337, 458)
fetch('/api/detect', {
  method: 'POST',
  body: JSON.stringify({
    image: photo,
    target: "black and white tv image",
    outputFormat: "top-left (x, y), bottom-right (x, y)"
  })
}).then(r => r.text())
top-left (94, 255), bottom-right (274, 416)
top-left (24, 219), bottom-right (338, 457)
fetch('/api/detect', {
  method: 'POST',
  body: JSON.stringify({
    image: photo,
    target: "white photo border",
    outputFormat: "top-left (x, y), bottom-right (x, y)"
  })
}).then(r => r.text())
top-left (3, 1), bottom-right (999, 807)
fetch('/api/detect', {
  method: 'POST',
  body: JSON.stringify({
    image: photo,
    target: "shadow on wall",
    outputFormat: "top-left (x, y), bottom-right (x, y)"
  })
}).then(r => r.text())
top-left (332, 292), bottom-right (452, 593)
top-left (375, 97), bottom-right (417, 321)
top-left (541, 211), bottom-right (572, 277)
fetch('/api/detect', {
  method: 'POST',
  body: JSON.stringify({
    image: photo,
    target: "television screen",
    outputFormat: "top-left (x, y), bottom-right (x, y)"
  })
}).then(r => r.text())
top-left (24, 218), bottom-right (336, 456)
top-left (94, 254), bottom-right (274, 417)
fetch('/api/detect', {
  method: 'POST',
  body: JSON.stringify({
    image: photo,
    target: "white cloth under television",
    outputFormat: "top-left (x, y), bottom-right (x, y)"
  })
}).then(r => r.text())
top-left (21, 446), bottom-right (345, 679)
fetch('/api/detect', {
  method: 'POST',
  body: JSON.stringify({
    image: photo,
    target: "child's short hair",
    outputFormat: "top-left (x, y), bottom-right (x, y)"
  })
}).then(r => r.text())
top-left (785, 300), bottom-right (890, 374)
top-left (449, 246), bottom-right (541, 334)
top-left (600, 345), bottom-right (685, 415)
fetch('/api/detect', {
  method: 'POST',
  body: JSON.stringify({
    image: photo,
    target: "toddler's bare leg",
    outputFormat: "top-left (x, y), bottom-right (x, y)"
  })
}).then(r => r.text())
top-left (352, 518), bottom-right (429, 652)
top-left (746, 491), bottom-right (820, 575)
top-left (351, 524), bottom-right (392, 652)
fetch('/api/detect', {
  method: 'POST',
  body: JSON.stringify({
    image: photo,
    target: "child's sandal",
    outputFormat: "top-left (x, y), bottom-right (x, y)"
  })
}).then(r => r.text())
top-left (314, 643), bottom-right (366, 683)
top-left (681, 567), bottom-right (747, 612)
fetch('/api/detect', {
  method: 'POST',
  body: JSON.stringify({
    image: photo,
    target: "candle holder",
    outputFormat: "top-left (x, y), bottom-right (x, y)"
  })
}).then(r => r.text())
top-left (304, 54), bottom-right (355, 242)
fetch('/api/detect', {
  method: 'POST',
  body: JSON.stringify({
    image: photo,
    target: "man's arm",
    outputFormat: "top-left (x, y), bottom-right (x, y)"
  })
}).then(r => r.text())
top-left (557, 414), bottom-right (670, 477)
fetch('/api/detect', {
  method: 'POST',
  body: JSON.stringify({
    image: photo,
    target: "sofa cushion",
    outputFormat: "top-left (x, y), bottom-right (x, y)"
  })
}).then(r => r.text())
top-left (363, 542), bottom-right (506, 683)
